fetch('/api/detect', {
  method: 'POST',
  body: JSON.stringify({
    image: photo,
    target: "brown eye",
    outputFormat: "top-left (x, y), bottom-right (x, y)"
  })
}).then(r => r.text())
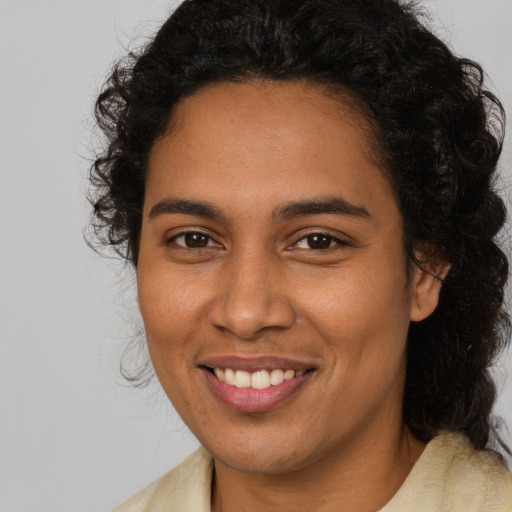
top-left (294, 233), bottom-right (346, 250)
top-left (306, 234), bottom-right (332, 249)
top-left (184, 233), bottom-right (209, 247)
top-left (170, 232), bottom-right (219, 248)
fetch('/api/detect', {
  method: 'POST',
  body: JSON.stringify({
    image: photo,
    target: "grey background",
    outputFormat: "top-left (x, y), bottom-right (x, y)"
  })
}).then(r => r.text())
top-left (0, 1), bottom-right (510, 511)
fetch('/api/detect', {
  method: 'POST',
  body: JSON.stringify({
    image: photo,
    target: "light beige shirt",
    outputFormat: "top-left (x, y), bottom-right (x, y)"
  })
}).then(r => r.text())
top-left (113, 432), bottom-right (512, 512)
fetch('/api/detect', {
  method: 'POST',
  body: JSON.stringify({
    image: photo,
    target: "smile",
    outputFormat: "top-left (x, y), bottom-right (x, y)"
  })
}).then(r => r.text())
top-left (213, 368), bottom-right (306, 389)
top-left (200, 359), bottom-right (315, 413)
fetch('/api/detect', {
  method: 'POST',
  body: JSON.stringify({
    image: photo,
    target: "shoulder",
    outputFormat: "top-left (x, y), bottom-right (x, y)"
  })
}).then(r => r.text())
top-left (381, 431), bottom-right (512, 512)
top-left (112, 447), bottom-right (213, 512)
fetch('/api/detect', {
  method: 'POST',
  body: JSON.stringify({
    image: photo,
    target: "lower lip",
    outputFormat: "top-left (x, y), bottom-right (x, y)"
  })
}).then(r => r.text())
top-left (201, 368), bottom-right (314, 413)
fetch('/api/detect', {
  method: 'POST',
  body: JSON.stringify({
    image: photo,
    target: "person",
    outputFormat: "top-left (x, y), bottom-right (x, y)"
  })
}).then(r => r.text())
top-left (89, 0), bottom-right (512, 510)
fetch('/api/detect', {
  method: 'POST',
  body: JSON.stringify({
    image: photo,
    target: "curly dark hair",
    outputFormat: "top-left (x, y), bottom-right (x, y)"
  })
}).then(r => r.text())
top-left (89, 0), bottom-right (510, 451)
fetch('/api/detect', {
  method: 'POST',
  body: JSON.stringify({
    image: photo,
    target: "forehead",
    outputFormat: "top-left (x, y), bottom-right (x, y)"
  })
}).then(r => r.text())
top-left (146, 80), bottom-right (396, 221)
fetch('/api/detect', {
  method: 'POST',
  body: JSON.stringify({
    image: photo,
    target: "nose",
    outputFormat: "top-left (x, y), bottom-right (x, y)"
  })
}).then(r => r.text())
top-left (208, 250), bottom-right (296, 340)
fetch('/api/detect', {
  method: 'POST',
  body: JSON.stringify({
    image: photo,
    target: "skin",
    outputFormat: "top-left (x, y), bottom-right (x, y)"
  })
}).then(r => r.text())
top-left (137, 81), bottom-right (444, 512)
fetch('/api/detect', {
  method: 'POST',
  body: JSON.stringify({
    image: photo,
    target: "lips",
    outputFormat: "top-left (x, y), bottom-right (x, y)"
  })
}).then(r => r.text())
top-left (214, 367), bottom-right (306, 389)
top-left (199, 356), bottom-right (315, 413)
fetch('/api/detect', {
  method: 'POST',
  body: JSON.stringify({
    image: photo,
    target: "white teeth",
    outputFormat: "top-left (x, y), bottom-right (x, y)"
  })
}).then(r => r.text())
top-left (270, 369), bottom-right (284, 385)
top-left (284, 369), bottom-right (295, 380)
top-left (251, 370), bottom-right (271, 389)
top-left (213, 367), bottom-right (306, 389)
top-left (234, 370), bottom-right (251, 388)
top-left (224, 368), bottom-right (236, 385)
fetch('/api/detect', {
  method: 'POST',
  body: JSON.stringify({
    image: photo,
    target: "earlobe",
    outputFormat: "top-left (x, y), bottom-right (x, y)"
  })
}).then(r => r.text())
top-left (409, 259), bottom-right (450, 322)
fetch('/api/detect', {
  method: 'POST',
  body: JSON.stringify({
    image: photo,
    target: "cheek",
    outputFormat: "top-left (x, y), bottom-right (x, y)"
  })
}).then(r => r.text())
top-left (138, 263), bottom-right (206, 338)
top-left (297, 260), bottom-right (411, 342)
top-left (296, 253), bottom-right (411, 385)
top-left (137, 267), bottom-right (194, 382)
top-left (136, 266), bottom-right (202, 408)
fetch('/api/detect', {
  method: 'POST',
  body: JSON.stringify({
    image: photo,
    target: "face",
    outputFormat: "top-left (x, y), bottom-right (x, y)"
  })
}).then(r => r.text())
top-left (137, 81), bottom-right (440, 475)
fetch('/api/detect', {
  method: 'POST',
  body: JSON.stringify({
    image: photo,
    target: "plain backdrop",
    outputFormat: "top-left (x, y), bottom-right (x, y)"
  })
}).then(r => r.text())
top-left (0, 1), bottom-right (511, 511)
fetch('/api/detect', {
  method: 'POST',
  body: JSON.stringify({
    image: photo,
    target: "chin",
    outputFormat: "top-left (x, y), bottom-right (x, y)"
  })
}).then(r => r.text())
top-left (213, 450), bottom-right (306, 475)
top-left (201, 429), bottom-right (324, 476)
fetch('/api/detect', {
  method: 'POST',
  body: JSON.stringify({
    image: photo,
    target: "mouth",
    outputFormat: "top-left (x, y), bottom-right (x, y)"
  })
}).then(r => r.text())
top-left (198, 357), bottom-right (316, 413)
top-left (206, 367), bottom-right (308, 389)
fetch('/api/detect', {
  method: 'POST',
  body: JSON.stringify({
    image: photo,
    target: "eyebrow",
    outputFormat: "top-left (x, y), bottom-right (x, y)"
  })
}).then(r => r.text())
top-left (272, 197), bottom-right (371, 222)
top-left (148, 199), bottom-right (226, 221)
top-left (148, 196), bottom-right (371, 222)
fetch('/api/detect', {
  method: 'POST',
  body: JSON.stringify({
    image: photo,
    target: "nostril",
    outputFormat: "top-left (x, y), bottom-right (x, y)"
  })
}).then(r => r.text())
top-left (207, 293), bottom-right (296, 340)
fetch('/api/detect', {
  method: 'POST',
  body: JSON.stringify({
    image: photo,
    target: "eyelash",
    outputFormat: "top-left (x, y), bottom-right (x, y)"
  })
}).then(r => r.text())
top-left (166, 231), bottom-right (221, 249)
top-left (165, 230), bottom-right (349, 251)
top-left (291, 233), bottom-right (348, 250)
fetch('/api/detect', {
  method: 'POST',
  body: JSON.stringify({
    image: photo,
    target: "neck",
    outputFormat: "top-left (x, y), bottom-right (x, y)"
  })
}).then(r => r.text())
top-left (211, 424), bottom-right (425, 512)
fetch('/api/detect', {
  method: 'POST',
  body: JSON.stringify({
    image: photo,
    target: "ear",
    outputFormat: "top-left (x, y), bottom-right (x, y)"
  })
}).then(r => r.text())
top-left (409, 255), bottom-right (450, 322)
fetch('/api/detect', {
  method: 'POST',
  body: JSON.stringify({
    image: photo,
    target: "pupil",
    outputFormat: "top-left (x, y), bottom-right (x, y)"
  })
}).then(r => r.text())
top-left (185, 233), bottom-right (208, 247)
top-left (308, 235), bottom-right (331, 249)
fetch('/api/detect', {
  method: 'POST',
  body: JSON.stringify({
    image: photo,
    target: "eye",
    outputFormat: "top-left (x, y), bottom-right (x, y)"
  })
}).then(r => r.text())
top-left (168, 231), bottom-right (221, 249)
top-left (294, 233), bottom-right (345, 250)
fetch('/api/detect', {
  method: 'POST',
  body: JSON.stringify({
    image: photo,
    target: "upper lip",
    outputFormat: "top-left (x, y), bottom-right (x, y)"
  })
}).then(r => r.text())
top-left (198, 355), bottom-right (316, 372)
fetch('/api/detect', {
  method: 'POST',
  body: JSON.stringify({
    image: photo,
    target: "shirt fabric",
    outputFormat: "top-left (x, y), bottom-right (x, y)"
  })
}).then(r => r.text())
top-left (113, 431), bottom-right (512, 512)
